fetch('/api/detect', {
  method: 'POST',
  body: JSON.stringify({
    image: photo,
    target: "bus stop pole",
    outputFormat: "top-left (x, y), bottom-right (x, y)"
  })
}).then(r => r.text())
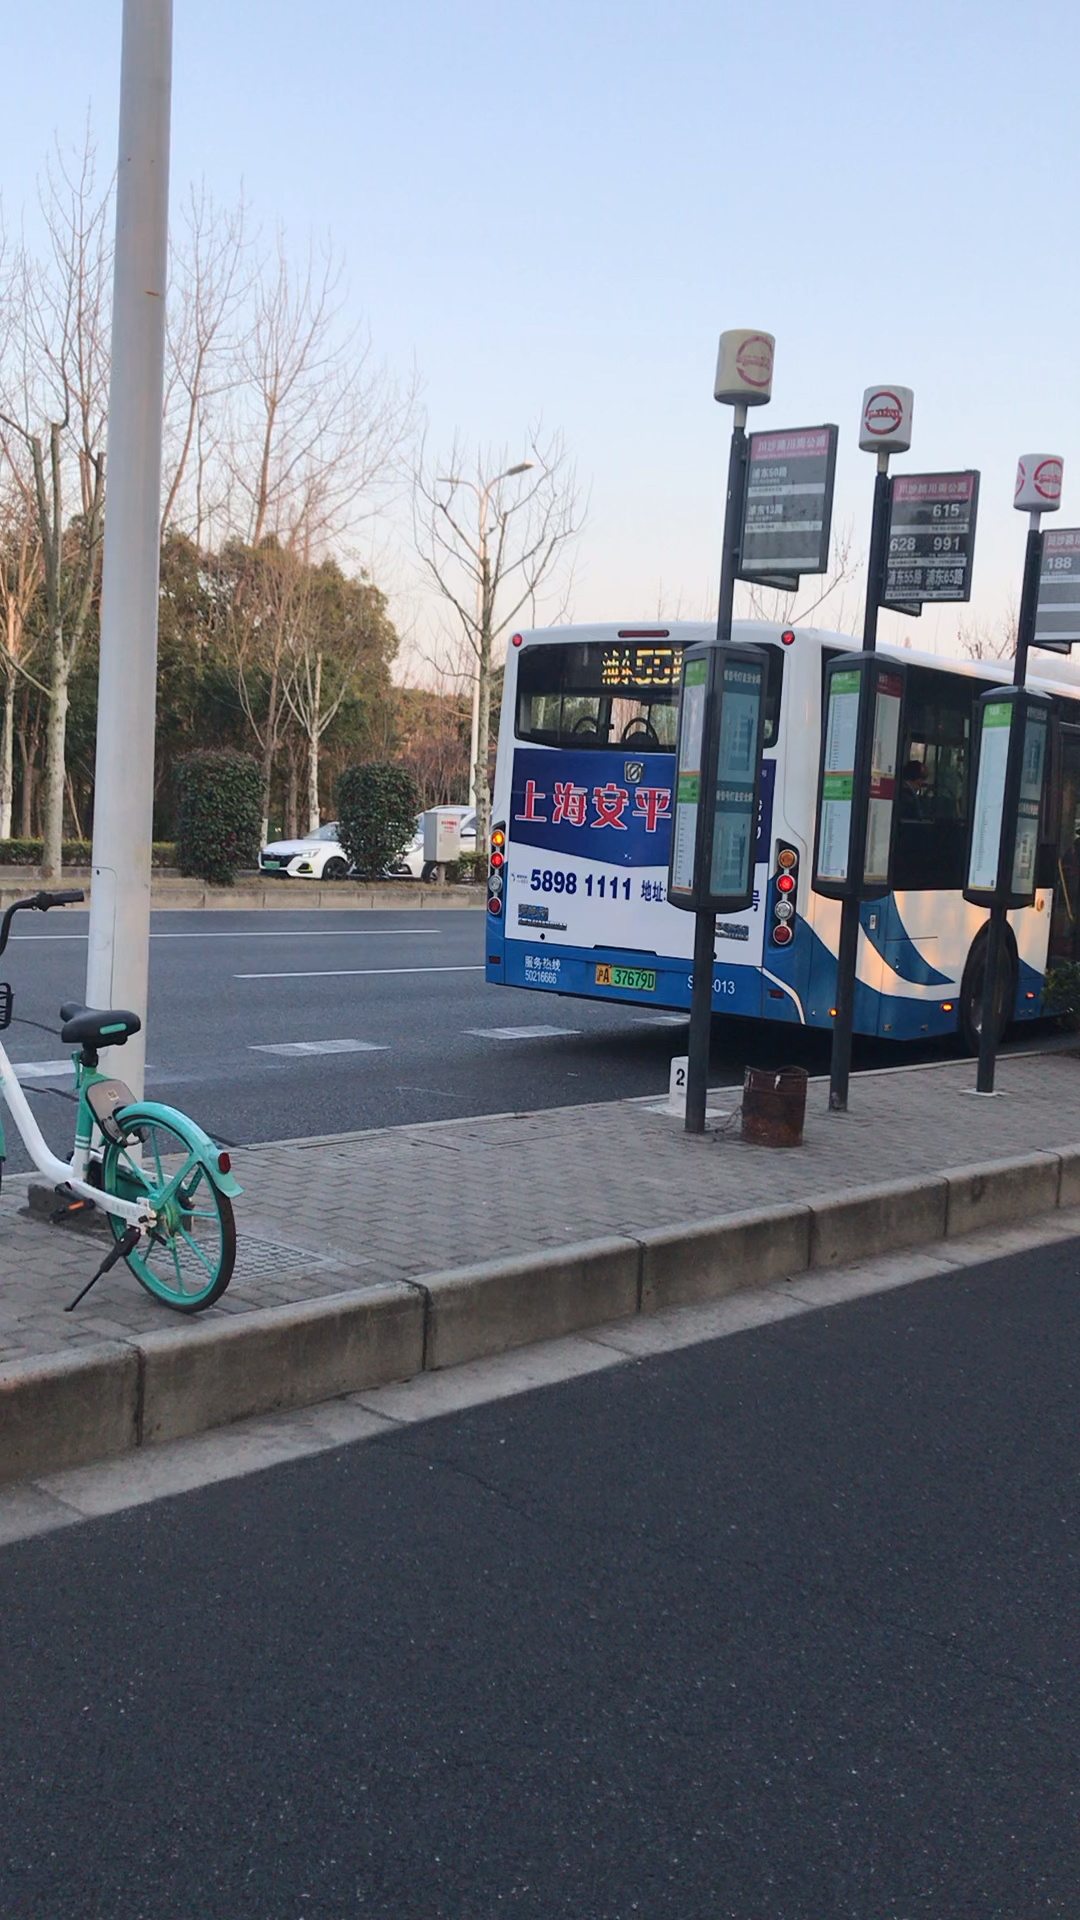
top-left (685, 404), bottom-right (749, 1134)
top-left (975, 512), bottom-right (1044, 1095)
top-left (829, 452), bottom-right (890, 1113)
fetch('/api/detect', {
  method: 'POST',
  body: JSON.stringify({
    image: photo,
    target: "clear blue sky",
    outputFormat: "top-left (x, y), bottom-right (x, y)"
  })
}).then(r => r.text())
top-left (4, 0), bottom-right (1079, 659)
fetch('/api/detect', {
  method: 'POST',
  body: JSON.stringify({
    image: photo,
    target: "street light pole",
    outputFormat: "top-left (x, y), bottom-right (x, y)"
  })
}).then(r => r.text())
top-left (84, 0), bottom-right (172, 1097)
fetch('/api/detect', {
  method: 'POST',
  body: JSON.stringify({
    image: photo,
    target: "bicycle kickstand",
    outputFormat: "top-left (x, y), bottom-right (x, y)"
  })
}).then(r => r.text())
top-left (65, 1225), bottom-right (141, 1312)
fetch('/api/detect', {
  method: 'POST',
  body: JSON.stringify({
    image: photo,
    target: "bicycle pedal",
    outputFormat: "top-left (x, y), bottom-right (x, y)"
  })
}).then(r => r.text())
top-left (50, 1196), bottom-right (97, 1225)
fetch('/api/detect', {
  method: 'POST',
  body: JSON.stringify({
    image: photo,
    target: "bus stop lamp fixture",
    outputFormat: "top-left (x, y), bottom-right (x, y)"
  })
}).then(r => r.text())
top-left (821, 385), bottom-right (914, 1116)
top-left (435, 464), bottom-right (535, 812)
top-left (963, 452), bottom-right (1063, 1098)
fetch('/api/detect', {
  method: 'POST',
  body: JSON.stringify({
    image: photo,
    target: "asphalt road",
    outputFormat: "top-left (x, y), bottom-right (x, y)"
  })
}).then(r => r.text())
top-left (1, 1236), bottom-right (1078, 1916)
top-left (0, 905), bottom-right (1055, 1170)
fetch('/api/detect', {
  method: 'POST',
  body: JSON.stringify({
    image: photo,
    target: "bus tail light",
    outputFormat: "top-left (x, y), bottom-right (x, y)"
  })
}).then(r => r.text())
top-left (770, 843), bottom-right (800, 946)
top-left (487, 823), bottom-right (507, 920)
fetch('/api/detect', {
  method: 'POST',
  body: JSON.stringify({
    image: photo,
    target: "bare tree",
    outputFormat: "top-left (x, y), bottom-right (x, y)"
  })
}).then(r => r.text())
top-left (413, 430), bottom-right (584, 851)
top-left (210, 238), bottom-right (414, 829)
top-left (0, 475), bottom-right (44, 837)
top-left (957, 595), bottom-right (1018, 662)
top-left (161, 185), bottom-right (250, 543)
top-left (0, 138), bottom-right (111, 875)
top-left (227, 235), bottom-right (414, 553)
top-left (218, 538), bottom-right (300, 841)
top-left (735, 523), bottom-right (861, 633)
top-left (279, 560), bottom-right (393, 832)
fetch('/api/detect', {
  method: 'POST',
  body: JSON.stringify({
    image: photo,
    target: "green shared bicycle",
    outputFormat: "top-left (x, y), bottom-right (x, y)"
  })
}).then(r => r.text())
top-left (0, 890), bottom-right (241, 1312)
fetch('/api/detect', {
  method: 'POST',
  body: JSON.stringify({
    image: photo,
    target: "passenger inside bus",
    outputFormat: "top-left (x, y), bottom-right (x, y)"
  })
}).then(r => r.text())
top-left (900, 759), bottom-right (928, 819)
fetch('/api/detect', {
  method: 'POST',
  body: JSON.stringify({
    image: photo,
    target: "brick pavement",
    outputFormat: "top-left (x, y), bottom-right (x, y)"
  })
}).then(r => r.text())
top-left (2, 1046), bottom-right (1079, 1369)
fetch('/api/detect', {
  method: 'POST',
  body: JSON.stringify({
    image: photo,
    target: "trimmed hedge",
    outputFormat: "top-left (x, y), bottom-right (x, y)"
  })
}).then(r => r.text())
top-left (176, 750), bottom-right (262, 886)
top-left (337, 763), bottom-right (419, 880)
top-left (0, 840), bottom-right (178, 868)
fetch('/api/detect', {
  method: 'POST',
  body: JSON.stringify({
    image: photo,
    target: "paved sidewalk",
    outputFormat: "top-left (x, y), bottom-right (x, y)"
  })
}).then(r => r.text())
top-left (3, 1047), bottom-right (1080, 1367)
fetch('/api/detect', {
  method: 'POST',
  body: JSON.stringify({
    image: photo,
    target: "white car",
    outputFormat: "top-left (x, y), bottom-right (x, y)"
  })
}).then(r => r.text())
top-left (258, 822), bottom-right (352, 880)
top-left (397, 808), bottom-right (477, 881)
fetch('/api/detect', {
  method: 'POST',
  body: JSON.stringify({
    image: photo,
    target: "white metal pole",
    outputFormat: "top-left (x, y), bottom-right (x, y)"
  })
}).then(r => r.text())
top-left (84, 0), bottom-right (172, 1098)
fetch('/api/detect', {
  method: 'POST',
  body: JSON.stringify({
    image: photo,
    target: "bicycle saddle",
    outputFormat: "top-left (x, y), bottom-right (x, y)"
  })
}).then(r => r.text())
top-left (59, 1002), bottom-right (142, 1047)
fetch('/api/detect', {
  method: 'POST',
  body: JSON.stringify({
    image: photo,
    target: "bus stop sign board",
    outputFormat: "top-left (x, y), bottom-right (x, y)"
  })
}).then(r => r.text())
top-left (1034, 528), bottom-right (1080, 652)
top-left (883, 471), bottom-right (980, 606)
top-left (738, 424), bottom-right (838, 591)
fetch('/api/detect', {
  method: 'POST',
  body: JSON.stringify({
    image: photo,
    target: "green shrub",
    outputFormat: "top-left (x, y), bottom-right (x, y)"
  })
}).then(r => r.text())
top-left (1042, 963), bottom-right (1080, 1029)
top-left (336, 763), bottom-right (419, 879)
top-left (456, 850), bottom-right (487, 885)
top-left (175, 750), bottom-right (262, 886)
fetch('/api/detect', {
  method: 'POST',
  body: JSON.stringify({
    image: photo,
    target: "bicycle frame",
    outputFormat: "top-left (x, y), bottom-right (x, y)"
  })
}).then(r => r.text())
top-left (0, 1040), bottom-right (152, 1229)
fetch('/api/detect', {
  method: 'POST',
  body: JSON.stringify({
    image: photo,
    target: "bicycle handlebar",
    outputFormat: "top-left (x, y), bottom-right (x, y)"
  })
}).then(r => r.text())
top-left (0, 888), bottom-right (86, 957)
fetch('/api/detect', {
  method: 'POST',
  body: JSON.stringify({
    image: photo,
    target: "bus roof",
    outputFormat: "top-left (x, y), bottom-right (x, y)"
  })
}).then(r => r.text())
top-left (508, 620), bottom-right (1080, 702)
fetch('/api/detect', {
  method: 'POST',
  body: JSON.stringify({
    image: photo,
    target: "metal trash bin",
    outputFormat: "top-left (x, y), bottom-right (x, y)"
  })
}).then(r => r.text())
top-left (741, 1065), bottom-right (808, 1148)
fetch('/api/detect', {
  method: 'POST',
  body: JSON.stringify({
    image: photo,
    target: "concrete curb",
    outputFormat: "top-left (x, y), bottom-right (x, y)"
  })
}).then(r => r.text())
top-left (3, 1145), bottom-right (1079, 1487)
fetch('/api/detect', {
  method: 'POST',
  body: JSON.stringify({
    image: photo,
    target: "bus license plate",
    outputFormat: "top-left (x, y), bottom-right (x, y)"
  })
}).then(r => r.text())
top-left (596, 964), bottom-right (656, 992)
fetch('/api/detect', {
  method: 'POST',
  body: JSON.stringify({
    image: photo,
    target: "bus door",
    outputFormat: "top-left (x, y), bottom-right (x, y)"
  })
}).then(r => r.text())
top-left (1049, 725), bottom-right (1080, 964)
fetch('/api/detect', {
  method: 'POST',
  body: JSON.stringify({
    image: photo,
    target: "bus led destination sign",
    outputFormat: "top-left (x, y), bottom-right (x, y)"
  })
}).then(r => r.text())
top-left (738, 424), bottom-right (838, 586)
top-left (599, 644), bottom-right (681, 689)
top-left (883, 470), bottom-right (980, 605)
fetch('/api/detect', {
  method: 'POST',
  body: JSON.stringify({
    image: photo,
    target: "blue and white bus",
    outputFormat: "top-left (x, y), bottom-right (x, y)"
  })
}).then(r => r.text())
top-left (482, 620), bottom-right (1080, 1049)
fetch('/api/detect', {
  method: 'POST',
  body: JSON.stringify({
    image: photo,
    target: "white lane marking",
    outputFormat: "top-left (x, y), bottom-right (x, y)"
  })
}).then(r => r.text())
top-left (464, 1024), bottom-right (582, 1040)
top-left (235, 964), bottom-right (485, 980)
top-left (250, 1039), bottom-right (389, 1057)
top-left (12, 1059), bottom-right (156, 1081)
top-left (12, 1059), bottom-right (78, 1079)
top-left (631, 1013), bottom-right (689, 1027)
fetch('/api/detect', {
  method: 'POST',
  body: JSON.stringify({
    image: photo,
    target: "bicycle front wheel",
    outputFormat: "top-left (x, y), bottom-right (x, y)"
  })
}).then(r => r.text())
top-left (102, 1110), bottom-right (236, 1312)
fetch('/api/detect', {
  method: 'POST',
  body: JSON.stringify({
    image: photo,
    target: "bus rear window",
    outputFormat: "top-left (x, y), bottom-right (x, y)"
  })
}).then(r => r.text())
top-left (516, 640), bottom-right (783, 750)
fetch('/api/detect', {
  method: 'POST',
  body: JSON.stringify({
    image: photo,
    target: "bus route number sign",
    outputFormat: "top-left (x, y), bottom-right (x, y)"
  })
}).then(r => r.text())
top-left (738, 424), bottom-right (838, 588)
top-left (1034, 529), bottom-right (1080, 652)
top-left (883, 471), bottom-right (980, 606)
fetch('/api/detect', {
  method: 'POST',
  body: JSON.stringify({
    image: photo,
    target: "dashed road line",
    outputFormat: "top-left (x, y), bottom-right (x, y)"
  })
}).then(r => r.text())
top-left (464, 1024), bottom-right (582, 1041)
top-left (250, 1040), bottom-right (389, 1057)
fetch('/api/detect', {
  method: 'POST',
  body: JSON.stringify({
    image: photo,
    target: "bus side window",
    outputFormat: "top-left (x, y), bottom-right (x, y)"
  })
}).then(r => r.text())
top-left (894, 667), bottom-right (978, 890)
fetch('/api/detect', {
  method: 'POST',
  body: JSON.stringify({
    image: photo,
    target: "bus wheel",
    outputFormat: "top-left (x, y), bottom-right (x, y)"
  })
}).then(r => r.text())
top-left (959, 928), bottom-right (1017, 1055)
